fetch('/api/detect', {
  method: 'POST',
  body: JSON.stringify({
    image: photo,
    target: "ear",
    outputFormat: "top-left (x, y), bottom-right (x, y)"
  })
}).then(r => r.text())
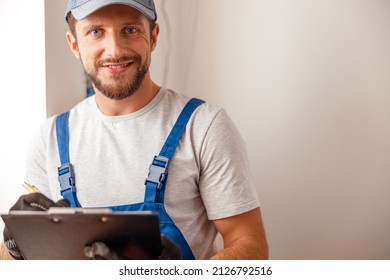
top-left (66, 31), bottom-right (80, 59)
top-left (150, 23), bottom-right (160, 52)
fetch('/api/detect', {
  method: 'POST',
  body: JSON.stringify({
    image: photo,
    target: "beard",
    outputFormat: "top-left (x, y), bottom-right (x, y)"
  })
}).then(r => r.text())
top-left (84, 55), bottom-right (149, 101)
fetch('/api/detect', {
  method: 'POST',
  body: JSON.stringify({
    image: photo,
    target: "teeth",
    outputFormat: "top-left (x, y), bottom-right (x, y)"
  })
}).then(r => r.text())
top-left (108, 63), bottom-right (129, 69)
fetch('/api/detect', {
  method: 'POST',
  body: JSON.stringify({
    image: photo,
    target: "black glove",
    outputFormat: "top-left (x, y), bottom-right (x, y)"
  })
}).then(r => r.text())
top-left (3, 193), bottom-right (70, 260)
top-left (84, 234), bottom-right (182, 260)
top-left (158, 234), bottom-right (183, 260)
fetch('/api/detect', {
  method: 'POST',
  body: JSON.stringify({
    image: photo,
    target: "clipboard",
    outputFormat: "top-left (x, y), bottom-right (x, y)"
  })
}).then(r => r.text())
top-left (1, 208), bottom-right (162, 260)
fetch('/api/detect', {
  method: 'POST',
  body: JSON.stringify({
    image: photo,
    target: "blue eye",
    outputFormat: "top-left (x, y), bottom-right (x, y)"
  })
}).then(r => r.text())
top-left (125, 27), bottom-right (137, 34)
top-left (90, 29), bottom-right (102, 36)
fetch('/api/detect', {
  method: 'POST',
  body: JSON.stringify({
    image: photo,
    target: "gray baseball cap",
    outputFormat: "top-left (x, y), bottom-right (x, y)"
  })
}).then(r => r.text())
top-left (65, 0), bottom-right (157, 22)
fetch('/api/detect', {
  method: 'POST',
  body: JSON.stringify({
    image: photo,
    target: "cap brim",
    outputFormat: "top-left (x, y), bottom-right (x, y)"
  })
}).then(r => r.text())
top-left (71, 0), bottom-right (156, 21)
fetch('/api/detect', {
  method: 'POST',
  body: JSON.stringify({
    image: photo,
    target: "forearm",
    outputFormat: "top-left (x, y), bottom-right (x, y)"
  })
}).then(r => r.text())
top-left (210, 236), bottom-right (269, 260)
top-left (0, 243), bottom-right (15, 260)
top-left (211, 208), bottom-right (269, 260)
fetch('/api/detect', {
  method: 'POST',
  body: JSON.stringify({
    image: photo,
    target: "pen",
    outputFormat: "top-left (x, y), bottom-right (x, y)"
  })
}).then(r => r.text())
top-left (22, 182), bottom-right (40, 193)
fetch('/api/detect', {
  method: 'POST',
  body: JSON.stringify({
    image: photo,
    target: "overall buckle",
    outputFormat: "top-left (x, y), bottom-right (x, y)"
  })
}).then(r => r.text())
top-left (145, 156), bottom-right (169, 189)
top-left (58, 163), bottom-right (76, 193)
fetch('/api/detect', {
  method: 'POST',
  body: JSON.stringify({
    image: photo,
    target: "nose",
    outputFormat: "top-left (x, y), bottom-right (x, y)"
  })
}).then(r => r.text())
top-left (104, 32), bottom-right (128, 59)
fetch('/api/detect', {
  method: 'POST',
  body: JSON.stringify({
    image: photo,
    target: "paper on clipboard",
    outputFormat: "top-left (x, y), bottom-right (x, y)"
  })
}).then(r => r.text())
top-left (1, 208), bottom-right (162, 260)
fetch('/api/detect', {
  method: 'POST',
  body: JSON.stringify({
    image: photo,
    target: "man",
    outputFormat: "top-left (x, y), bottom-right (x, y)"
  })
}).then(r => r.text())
top-left (1, 0), bottom-right (268, 260)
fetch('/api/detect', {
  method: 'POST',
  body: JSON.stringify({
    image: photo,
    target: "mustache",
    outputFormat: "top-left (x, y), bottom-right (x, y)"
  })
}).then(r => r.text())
top-left (95, 55), bottom-right (141, 67)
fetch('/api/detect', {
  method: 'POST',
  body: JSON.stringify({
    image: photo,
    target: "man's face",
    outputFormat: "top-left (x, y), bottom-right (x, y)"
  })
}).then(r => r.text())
top-left (67, 5), bottom-right (158, 100)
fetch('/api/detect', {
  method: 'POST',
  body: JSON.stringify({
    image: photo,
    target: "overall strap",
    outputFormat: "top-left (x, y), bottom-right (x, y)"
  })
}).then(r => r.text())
top-left (144, 98), bottom-right (205, 203)
top-left (56, 112), bottom-right (82, 208)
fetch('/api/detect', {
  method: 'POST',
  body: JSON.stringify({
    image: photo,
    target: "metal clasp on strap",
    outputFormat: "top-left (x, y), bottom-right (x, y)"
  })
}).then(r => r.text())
top-left (145, 155), bottom-right (169, 189)
top-left (58, 163), bottom-right (76, 193)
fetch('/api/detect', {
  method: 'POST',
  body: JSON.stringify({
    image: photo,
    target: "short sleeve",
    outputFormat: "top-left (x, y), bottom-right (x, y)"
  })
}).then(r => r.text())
top-left (198, 109), bottom-right (260, 220)
top-left (25, 119), bottom-right (53, 198)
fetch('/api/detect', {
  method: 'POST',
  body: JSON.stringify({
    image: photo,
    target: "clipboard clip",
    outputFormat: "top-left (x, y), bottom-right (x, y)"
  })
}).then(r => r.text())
top-left (47, 208), bottom-right (113, 215)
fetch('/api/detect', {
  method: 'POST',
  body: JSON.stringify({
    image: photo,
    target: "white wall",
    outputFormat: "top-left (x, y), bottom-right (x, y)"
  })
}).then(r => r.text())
top-left (0, 0), bottom-right (47, 232)
top-left (1, 0), bottom-right (390, 260)
top-left (45, 0), bottom-right (86, 117)
top-left (160, 0), bottom-right (390, 259)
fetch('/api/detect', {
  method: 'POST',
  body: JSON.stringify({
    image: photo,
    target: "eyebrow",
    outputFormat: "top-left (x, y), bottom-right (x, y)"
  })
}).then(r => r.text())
top-left (81, 21), bottom-right (145, 33)
top-left (122, 21), bottom-right (144, 26)
top-left (81, 23), bottom-right (104, 34)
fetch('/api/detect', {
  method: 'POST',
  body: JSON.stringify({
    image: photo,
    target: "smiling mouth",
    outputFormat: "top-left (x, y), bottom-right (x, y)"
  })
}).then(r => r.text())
top-left (105, 62), bottom-right (132, 69)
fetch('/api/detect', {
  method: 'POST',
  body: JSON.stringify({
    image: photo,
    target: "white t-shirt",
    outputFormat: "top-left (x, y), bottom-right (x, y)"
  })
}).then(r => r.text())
top-left (25, 88), bottom-right (260, 259)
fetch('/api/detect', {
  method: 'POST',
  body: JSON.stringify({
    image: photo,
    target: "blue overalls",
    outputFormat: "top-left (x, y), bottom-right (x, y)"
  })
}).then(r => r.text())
top-left (55, 98), bottom-right (205, 260)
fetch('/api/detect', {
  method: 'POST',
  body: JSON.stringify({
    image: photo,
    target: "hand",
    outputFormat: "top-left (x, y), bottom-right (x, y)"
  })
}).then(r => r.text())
top-left (2, 193), bottom-right (70, 260)
top-left (84, 234), bottom-right (182, 260)
top-left (158, 234), bottom-right (182, 260)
